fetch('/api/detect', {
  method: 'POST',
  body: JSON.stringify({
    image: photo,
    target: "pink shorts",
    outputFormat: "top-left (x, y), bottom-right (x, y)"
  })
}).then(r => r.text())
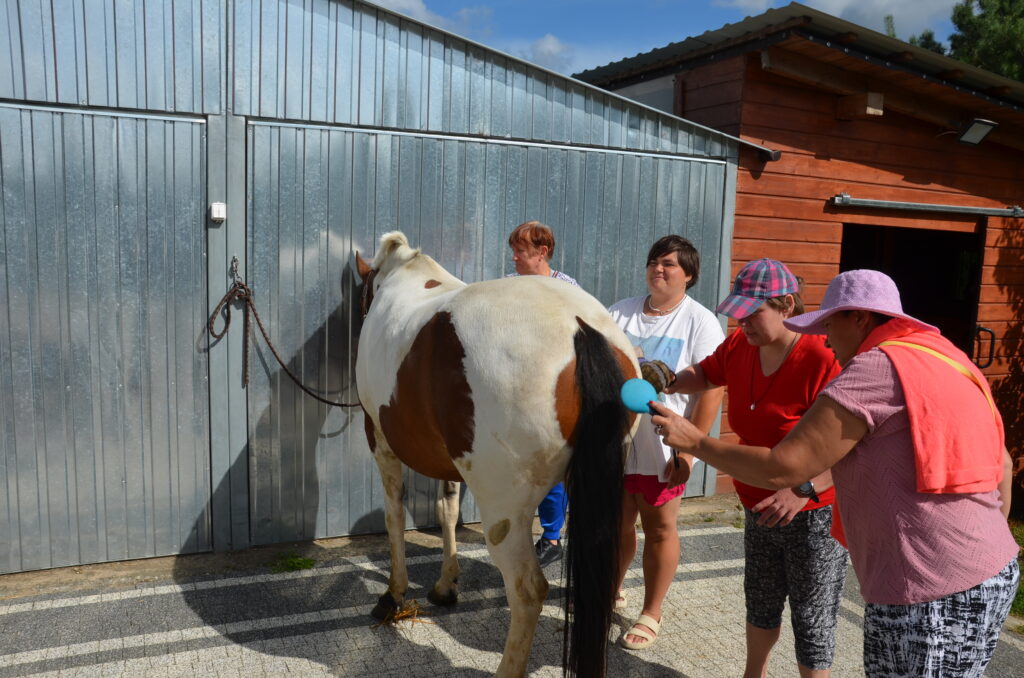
top-left (624, 474), bottom-right (685, 507)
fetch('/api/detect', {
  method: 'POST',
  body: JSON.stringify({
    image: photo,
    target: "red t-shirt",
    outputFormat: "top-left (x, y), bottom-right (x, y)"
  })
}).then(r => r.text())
top-left (700, 329), bottom-right (841, 510)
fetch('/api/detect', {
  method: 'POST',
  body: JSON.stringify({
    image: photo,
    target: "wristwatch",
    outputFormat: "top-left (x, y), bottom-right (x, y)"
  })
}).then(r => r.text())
top-left (795, 481), bottom-right (820, 503)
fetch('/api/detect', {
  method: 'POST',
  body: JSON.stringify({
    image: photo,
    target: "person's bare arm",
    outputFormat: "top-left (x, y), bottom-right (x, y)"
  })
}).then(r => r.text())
top-left (689, 385), bottom-right (724, 435)
top-left (663, 385), bottom-right (724, 487)
top-left (998, 447), bottom-right (1013, 519)
top-left (664, 364), bottom-right (714, 395)
top-left (651, 395), bottom-right (867, 489)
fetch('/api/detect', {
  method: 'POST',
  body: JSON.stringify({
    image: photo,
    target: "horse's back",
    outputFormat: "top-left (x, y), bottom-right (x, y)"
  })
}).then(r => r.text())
top-left (447, 276), bottom-right (637, 443)
top-left (451, 276), bottom-right (629, 365)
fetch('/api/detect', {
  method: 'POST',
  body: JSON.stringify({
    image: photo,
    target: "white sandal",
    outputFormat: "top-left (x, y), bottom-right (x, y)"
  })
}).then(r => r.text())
top-left (614, 590), bottom-right (627, 610)
top-left (620, 613), bottom-right (661, 650)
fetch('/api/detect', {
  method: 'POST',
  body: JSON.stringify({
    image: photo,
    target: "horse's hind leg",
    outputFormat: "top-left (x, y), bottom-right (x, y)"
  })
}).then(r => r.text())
top-left (370, 444), bottom-right (410, 620)
top-left (483, 512), bottom-right (548, 678)
top-left (428, 480), bottom-right (460, 606)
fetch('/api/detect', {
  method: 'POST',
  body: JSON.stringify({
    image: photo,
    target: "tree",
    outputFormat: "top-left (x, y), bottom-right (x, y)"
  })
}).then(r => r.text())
top-left (909, 29), bottom-right (947, 55)
top-left (948, 0), bottom-right (1024, 81)
top-left (883, 14), bottom-right (897, 38)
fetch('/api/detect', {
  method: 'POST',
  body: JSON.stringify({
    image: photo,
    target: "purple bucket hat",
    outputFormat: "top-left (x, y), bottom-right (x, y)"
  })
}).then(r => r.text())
top-left (784, 269), bottom-right (939, 335)
top-left (716, 258), bottom-right (799, 319)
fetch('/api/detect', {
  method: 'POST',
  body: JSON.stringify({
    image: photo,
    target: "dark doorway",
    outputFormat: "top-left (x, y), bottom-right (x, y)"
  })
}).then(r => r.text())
top-left (839, 223), bottom-right (985, 356)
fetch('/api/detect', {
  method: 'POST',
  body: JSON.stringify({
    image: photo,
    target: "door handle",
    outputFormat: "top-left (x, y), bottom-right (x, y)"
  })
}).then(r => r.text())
top-left (974, 325), bottom-right (995, 369)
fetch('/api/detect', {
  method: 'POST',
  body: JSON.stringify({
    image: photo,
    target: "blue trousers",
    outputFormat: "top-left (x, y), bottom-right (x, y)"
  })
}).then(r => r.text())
top-left (538, 482), bottom-right (567, 541)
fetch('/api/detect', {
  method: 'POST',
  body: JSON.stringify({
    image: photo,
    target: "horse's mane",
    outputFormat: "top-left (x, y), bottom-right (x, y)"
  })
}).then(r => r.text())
top-left (373, 231), bottom-right (421, 272)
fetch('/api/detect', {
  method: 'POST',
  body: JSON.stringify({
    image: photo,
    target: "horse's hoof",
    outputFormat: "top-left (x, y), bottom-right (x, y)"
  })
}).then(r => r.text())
top-left (428, 587), bottom-right (458, 607)
top-left (370, 593), bottom-right (401, 620)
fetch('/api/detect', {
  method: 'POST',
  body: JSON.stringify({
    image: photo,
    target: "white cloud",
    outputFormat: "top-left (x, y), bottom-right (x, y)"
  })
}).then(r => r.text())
top-left (805, 0), bottom-right (958, 38)
top-left (373, 0), bottom-right (494, 39)
top-left (712, 0), bottom-right (773, 12)
top-left (713, 0), bottom-right (957, 40)
top-left (373, 0), bottom-right (447, 26)
top-left (522, 34), bottom-right (574, 73)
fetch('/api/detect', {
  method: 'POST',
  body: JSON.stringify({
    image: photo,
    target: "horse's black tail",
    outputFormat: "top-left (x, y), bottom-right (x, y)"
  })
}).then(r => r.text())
top-left (562, 317), bottom-right (630, 678)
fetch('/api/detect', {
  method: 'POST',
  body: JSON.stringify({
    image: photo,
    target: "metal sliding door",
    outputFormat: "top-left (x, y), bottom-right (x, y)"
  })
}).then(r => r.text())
top-left (243, 121), bottom-right (726, 544)
top-left (0, 106), bottom-right (212, 573)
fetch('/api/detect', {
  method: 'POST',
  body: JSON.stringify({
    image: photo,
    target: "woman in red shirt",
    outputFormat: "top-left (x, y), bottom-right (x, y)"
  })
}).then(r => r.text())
top-left (665, 259), bottom-right (846, 678)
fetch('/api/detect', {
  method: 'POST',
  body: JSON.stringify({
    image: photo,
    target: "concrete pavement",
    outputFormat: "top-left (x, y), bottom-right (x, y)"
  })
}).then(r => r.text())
top-left (1, 494), bottom-right (1021, 677)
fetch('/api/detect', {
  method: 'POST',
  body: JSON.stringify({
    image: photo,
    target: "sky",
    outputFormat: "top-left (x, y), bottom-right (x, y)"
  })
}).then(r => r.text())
top-left (371, 0), bottom-right (960, 75)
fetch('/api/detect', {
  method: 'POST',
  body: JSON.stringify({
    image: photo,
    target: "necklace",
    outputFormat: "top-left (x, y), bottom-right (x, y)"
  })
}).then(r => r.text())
top-left (645, 295), bottom-right (684, 316)
top-left (749, 334), bottom-right (800, 410)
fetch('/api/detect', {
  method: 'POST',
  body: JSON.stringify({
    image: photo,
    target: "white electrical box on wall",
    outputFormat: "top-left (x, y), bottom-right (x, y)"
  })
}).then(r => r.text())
top-left (210, 202), bottom-right (227, 223)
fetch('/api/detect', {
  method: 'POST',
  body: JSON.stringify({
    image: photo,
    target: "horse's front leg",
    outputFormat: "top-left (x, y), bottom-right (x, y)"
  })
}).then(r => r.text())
top-left (370, 443), bottom-right (409, 620)
top-left (428, 479), bottom-right (460, 606)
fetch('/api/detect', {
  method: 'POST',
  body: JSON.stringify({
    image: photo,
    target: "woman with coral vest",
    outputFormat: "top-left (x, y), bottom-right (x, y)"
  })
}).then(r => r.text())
top-left (652, 269), bottom-right (1018, 678)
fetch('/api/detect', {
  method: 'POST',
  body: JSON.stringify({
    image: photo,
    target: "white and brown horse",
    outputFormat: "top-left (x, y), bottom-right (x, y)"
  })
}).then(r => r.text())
top-left (355, 232), bottom-right (639, 677)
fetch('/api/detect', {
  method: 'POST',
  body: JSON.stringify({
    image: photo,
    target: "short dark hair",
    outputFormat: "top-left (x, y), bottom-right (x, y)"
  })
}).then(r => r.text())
top-left (647, 235), bottom-right (700, 289)
top-left (508, 221), bottom-right (555, 260)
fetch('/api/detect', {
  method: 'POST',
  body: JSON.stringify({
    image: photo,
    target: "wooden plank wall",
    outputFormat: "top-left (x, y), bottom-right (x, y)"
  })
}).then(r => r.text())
top-left (680, 53), bottom-right (1024, 467)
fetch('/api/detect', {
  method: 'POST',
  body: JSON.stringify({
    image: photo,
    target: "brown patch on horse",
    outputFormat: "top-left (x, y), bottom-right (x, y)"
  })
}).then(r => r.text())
top-left (613, 345), bottom-right (640, 431)
top-left (555, 344), bottom-right (639, 445)
top-left (424, 279), bottom-right (441, 289)
top-left (555, 360), bottom-right (580, 445)
top-left (378, 311), bottom-right (472, 482)
top-left (515, 571), bottom-right (549, 606)
top-left (488, 519), bottom-right (511, 545)
top-left (362, 408), bottom-right (376, 452)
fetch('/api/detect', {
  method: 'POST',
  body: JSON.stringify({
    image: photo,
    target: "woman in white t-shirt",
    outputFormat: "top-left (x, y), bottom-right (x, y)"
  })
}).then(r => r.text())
top-left (608, 235), bottom-right (725, 650)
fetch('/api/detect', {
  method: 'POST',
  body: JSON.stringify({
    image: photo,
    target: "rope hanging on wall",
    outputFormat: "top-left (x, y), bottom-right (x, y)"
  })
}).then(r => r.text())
top-left (207, 258), bottom-right (362, 408)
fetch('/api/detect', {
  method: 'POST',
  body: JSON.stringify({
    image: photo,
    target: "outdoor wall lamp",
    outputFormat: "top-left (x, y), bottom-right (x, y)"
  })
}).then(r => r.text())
top-left (958, 118), bottom-right (998, 145)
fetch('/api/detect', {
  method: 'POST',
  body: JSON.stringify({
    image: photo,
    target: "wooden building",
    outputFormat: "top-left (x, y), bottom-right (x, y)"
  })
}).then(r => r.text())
top-left (577, 2), bottom-right (1024, 489)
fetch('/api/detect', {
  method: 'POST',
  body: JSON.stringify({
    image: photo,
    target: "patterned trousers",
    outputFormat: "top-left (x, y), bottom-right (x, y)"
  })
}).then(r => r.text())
top-left (863, 557), bottom-right (1020, 678)
top-left (743, 505), bottom-right (849, 670)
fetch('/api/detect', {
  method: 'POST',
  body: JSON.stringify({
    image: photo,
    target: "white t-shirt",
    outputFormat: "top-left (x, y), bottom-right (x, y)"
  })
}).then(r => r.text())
top-left (608, 295), bottom-right (724, 480)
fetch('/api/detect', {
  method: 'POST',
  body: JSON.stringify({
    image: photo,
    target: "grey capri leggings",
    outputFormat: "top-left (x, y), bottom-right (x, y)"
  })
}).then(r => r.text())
top-left (863, 557), bottom-right (1019, 678)
top-left (744, 505), bottom-right (849, 670)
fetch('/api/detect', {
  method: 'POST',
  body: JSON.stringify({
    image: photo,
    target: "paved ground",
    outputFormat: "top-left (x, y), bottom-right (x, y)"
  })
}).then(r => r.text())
top-left (1, 494), bottom-right (1021, 677)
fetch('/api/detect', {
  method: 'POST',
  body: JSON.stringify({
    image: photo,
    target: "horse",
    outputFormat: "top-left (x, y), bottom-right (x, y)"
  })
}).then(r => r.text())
top-left (354, 231), bottom-right (640, 677)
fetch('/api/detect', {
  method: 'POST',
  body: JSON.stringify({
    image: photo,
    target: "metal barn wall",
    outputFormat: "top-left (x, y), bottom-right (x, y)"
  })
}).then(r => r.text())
top-left (233, 0), bottom-right (735, 546)
top-left (243, 121), bottom-right (728, 543)
top-left (1, 0), bottom-right (739, 570)
top-left (0, 105), bottom-right (212, 574)
top-left (232, 0), bottom-right (726, 155)
top-left (0, 0), bottom-right (223, 114)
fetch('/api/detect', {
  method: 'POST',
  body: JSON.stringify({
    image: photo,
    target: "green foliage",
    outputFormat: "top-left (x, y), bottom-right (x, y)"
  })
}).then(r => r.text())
top-left (269, 551), bottom-right (315, 573)
top-left (884, 14), bottom-right (897, 38)
top-left (1010, 517), bottom-right (1023, 618)
top-left (909, 29), bottom-right (948, 55)
top-left (948, 0), bottom-right (1024, 81)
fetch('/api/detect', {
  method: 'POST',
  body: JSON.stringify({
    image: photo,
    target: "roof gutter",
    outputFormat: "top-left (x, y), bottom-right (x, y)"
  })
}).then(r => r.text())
top-left (831, 193), bottom-right (1024, 218)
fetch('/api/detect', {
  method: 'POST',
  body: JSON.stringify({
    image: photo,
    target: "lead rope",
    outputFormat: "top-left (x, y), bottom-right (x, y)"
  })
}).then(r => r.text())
top-left (207, 257), bottom-right (362, 408)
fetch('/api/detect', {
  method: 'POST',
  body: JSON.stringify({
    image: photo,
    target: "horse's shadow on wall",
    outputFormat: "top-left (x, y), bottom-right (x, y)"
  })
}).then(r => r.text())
top-left (175, 258), bottom-right (686, 676)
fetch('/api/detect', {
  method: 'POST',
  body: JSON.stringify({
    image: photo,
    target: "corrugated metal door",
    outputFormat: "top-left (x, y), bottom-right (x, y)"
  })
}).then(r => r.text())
top-left (0, 106), bottom-right (212, 573)
top-left (244, 120), bottom-right (726, 542)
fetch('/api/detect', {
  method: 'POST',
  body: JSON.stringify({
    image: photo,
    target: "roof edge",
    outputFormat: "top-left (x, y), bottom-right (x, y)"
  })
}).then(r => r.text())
top-left (358, 0), bottom-right (780, 162)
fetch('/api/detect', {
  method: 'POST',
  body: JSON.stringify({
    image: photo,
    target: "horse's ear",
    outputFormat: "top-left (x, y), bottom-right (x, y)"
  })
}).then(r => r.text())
top-left (355, 253), bottom-right (373, 281)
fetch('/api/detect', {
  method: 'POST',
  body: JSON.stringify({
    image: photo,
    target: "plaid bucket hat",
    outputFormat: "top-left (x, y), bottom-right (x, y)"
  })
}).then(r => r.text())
top-left (784, 269), bottom-right (939, 335)
top-left (715, 259), bottom-right (799, 319)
